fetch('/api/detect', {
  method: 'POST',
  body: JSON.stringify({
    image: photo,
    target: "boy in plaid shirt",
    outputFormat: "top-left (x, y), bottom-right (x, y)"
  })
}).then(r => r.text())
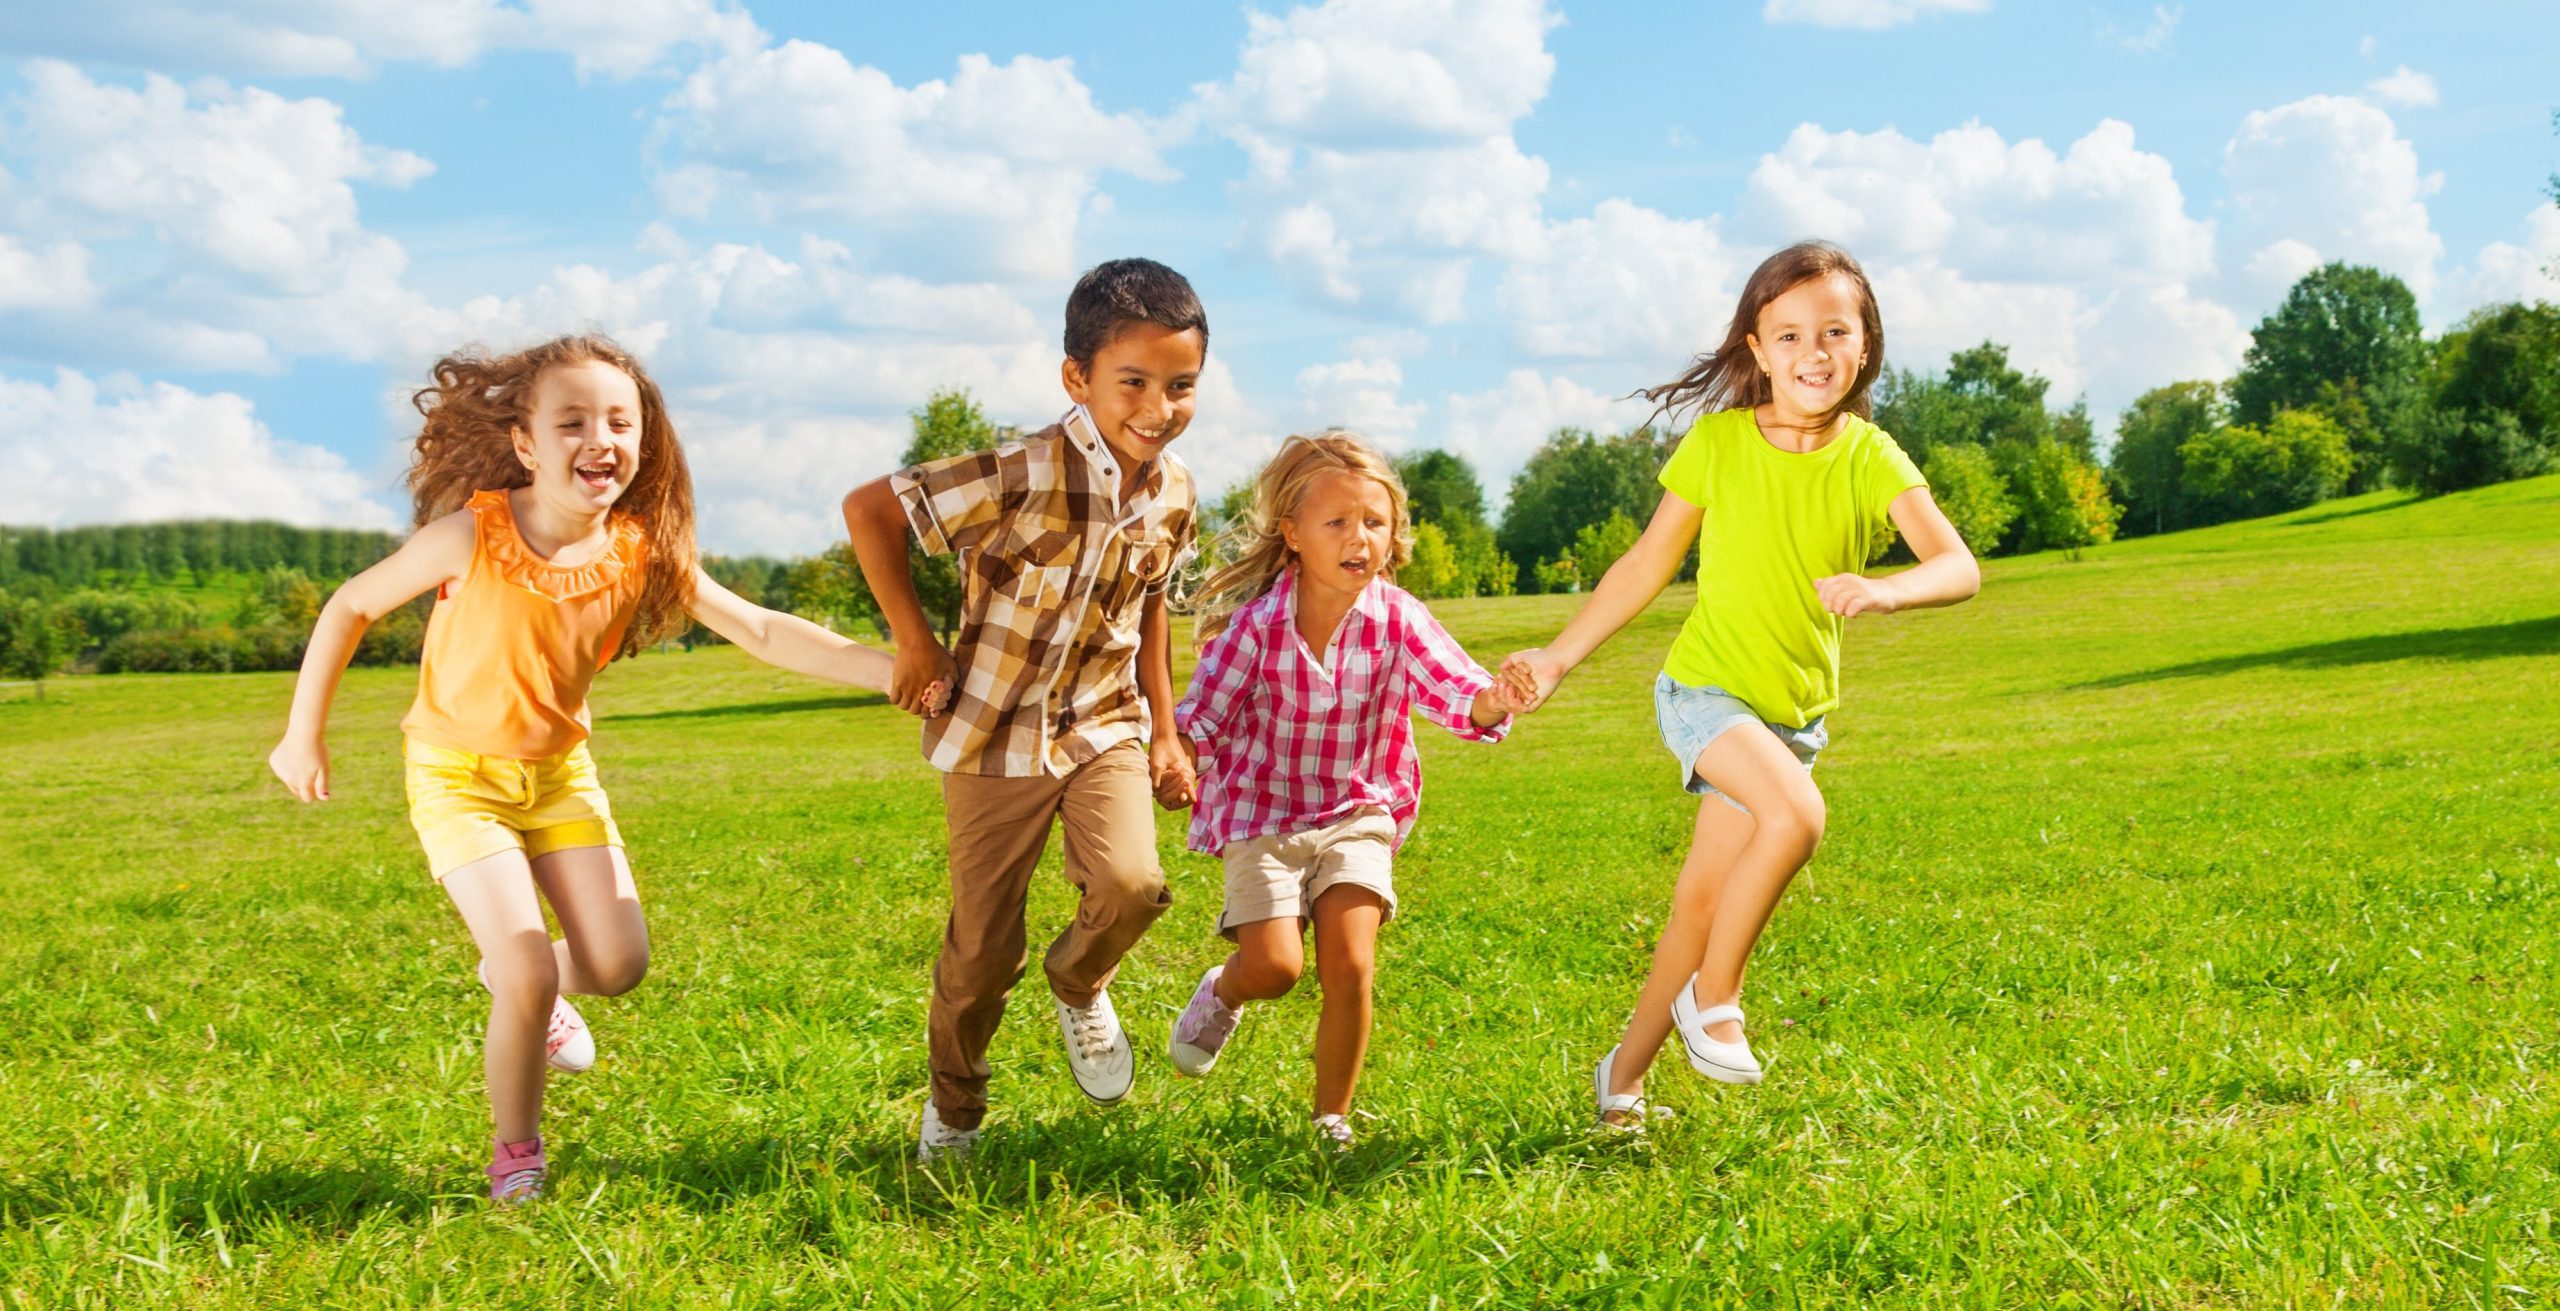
top-left (1165, 431), bottom-right (1527, 1151)
top-left (842, 259), bottom-right (1205, 1164)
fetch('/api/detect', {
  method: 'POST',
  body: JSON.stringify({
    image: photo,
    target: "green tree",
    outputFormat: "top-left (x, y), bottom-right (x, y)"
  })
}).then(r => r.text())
top-left (781, 544), bottom-right (883, 638)
top-left (2394, 301), bottom-right (2560, 493)
top-left (1570, 511), bottom-right (1640, 582)
top-left (1444, 517), bottom-right (1515, 597)
top-left (2229, 262), bottom-right (2423, 491)
top-left (1393, 449), bottom-right (1488, 530)
top-left (1400, 522), bottom-right (1462, 598)
top-left (2179, 410), bottom-right (2355, 520)
top-left (1875, 342), bottom-right (2055, 468)
top-left (2004, 442), bottom-right (2121, 558)
top-left (902, 388), bottom-right (1005, 642)
top-left (1498, 426), bottom-right (1669, 592)
top-left (2108, 381), bottom-right (2223, 536)
top-left (1531, 555), bottom-right (1581, 594)
top-left (0, 593), bottom-right (69, 698)
top-left (1921, 443), bottom-right (2018, 555)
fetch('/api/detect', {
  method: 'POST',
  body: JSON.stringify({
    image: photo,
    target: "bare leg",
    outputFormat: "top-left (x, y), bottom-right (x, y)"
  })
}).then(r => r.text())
top-left (441, 851), bottom-right (556, 1144)
top-left (1688, 725), bottom-right (1827, 1042)
top-left (1309, 885), bottom-right (1386, 1119)
top-left (1607, 797), bottom-right (1756, 1098)
top-left (530, 845), bottom-right (649, 998)
top-left (1217, 918), bottom-right (1305, 1005)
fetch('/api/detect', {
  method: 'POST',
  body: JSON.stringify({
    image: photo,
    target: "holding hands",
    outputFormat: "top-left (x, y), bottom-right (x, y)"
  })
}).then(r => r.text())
top-left (891, 640), bottom-right (957, 719)
top-left (1152, 735), bottom-right (1199, 811)
top-left (1497, 648), bottom-right (1567, 715)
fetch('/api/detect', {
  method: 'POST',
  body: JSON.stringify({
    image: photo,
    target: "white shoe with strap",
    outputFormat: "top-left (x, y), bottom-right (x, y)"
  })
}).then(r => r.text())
top-left (1670, 980), bottom-right (1764, 1085)
top-left (1593, 1045), bottom-right (1674, 1132)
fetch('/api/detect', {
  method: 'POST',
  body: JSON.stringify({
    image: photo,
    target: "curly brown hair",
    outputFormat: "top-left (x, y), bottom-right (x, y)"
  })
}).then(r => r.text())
top-left (406, 334), bottom-right (696, 655)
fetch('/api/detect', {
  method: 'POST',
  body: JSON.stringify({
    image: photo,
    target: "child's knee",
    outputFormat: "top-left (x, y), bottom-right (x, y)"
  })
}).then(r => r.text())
top-left (585, 941), bottom-right (649, 997)
top-left (1316, 940), bottom-right (1376, 994)
top-left (1759, 786), bottom-right (1826, 857)
top-left (1229, 940), bottom-right (1304, 997)
top-left (486, 951), bottom-right (560, 1022)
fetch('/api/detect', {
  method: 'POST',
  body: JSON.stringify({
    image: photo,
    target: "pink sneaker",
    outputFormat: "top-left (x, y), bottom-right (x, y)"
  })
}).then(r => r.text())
top-left (488, 1136), bottom-right (545, 1204)
top-left (478, 960), bottom-right (596, 1073)
top-left (1167, 965), bottom-right (1242, 1076)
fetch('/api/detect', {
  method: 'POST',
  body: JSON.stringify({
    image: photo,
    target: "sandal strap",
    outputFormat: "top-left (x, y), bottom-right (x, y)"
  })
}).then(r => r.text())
top-left (1599, 1093), bottom-right (1648, 1114)
top-left (1693, 1003), bottom-right (1746, 1028)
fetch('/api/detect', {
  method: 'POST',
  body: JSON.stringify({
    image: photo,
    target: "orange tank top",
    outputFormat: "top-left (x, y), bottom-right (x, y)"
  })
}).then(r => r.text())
top-left (400, 489), bottom-right (650, 760)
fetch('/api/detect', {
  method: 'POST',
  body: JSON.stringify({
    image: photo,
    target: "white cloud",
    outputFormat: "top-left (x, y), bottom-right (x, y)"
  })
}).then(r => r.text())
top-left (0, 236), bottom-right (92, 310)
top-left (0, 0), bottom-right (760, 80)
top-left (2439, 206), bottom-right (2560, 321)
top-left (1442, 368), bottom-right (1649, 498)
top-left (1200, 0), bottom-right (1557, 147)
top-left (654, 44), bottom-right (1173, 281)
top-left (1763, 0), bottom-right (1991, 30)
top-left (1205, 0), bottom-right (1558, 319)
top-left (2224, 94), bottom-right (2442, 301)
top-left (1739, 119), bottom-right (2214, 287)
top-left (1295, 357), bottom-right (1426, 445)
top-left (0, 369), bottom-right (398, 529)
top-left (2365, 66), bottom-right (2438, 109)
top-left (2100, 4), bottom-right (2181, 54)
top-left (1498, 198), bottom-right (1739, 361)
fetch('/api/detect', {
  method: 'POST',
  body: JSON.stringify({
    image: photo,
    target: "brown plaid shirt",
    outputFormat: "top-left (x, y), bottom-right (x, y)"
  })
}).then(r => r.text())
top-left (891, 409), bottom-right (1198, 777)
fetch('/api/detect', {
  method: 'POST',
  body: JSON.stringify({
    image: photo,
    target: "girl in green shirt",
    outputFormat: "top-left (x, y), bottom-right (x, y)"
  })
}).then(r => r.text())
top-left (1501, 241), bottom-right (1984, 1130)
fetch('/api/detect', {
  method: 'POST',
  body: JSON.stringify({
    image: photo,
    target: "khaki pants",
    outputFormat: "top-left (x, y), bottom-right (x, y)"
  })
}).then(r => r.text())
top-left (928, 739), bottom-right (1170, 1129)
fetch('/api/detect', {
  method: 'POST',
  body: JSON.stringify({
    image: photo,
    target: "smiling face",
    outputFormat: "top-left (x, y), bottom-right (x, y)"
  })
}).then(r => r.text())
top-left (1747, 272), bottom-right (1871, 426)
top-left (1061, 321), bottom-right (1205, 473)
top-left (1281, 469), bottom-right (1397, 609)
top-left (510, 358), bottom-right (644, 515)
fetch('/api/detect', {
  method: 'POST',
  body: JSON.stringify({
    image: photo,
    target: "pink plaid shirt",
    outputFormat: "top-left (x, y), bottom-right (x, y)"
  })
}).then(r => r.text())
top-left (1177, 567), bottom-right (1508, 854)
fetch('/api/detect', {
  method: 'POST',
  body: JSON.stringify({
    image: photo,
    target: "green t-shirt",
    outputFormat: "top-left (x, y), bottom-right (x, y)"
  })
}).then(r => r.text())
top-left (1657, 408), bottom-right (1926, 727)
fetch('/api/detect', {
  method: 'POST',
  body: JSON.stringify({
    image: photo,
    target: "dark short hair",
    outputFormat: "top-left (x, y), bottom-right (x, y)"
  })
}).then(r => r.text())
top-left (1063, 258), bottom-right (1209, 367)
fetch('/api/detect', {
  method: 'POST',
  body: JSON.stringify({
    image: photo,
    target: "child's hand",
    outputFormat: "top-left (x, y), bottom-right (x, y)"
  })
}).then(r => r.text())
top-left (1814, 573), bottom-right (1901, 619)
top-left (892, 640), bottom-right (957, 718)
top-left (1151, 735), bottom-right (1198, 810)
top-left (920, 677), bottom-right (952, 718)
top-left (269, 734), bottom-right (331, 803)
top-left (1498, 649), bottom-right (1565, 713)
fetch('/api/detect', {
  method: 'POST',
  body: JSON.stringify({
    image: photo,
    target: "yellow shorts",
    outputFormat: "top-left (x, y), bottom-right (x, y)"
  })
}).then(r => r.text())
top-left (403, 738), bottom-right (623, 880)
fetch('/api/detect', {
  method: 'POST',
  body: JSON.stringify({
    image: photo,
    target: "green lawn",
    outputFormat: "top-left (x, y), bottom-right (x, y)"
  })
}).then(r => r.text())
top-left (3, 476), bottom-right (2556, 1307)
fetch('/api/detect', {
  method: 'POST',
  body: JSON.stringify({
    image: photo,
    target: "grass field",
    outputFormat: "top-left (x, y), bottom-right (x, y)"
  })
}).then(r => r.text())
top-left (3, 475), bottom-right (2556, 1308)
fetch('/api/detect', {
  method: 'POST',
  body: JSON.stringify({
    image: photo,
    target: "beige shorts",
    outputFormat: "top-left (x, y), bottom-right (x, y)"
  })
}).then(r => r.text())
top-left (1217, 808), bottom-right (1398, 936)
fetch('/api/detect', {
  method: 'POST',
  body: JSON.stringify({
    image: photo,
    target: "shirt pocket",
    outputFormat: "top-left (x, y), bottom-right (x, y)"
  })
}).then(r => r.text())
top-left (1102, 529), bottom-right (1178, 620)
top-left (1005, 528), bottom-right (1083, 613)
top-left (1275, 645), bottom-right (1375, 716)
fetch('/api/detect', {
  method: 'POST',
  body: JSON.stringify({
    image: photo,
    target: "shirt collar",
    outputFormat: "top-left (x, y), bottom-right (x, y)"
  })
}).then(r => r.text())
top-left (1062, 405), bottom-right (1165, 525)
top-left (1270, 563), bottom-right (1389, 633)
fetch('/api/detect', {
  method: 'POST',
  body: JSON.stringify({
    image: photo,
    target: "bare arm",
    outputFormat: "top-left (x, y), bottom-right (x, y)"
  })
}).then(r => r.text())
top-left (1139, 590), bottom-right (1195, 808)
top-left (268, 512), bottom-right (475, 802)
top-left (1813, 486), bottom-right (1982, 618)
top-left (841, 476), bottom-right (953, 716)
top-left (1501, 491), bottom-right (1704, 710)
top-left (685, 565), bottom-right (941, 702)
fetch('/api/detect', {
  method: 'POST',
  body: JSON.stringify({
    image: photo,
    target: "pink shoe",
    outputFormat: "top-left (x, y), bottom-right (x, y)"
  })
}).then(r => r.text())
top-left (488, 1136), bottom-right (545, 1204)
top-left (1168, 965), bottom-right (1242, 1077)
top-left (478, 960), bottom-right (597, 1073)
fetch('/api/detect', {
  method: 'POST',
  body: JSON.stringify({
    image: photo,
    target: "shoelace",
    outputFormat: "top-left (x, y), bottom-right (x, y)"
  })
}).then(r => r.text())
top-left (1065, 1003), bottom-right (1117, 1062)
top-left (545, 1001), bottom-right (578, 1055)
top-left (491, 1165), bottom-right (545, 1202)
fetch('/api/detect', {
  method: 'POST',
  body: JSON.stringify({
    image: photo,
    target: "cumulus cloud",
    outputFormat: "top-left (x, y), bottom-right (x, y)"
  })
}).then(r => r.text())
top-left (654, 45), bottom-right (1174, 282)
top-left (2439, 207), bottom-right (2560, 321)
top-left (1762, 0), bottom-right (1991, 30)
top-left (0, 0), bottom-right (760, 80)
top-left (1497, 199), bottom-right (1739, 362)
top-left (1442, 368), bottom-right (1649, 497)
top-left (2224, 94), bottom-right (2442, 302)
top-left (1295, 357), bottom-right (1426, 445)
top-left (0, 62), bottom-right (449, 370)
top-left (2365, 65), bottom-right (2438, 108)
top-left (2099, 4), bottom-right (2181, 54)
top-left (1203, 0), bottom-right (1558, 318)
top-left (0, 369), bottom-right (399, 529)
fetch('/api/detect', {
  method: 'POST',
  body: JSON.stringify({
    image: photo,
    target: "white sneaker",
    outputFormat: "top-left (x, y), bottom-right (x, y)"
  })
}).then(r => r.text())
top-left (480, 959), bottom-right (594, 1074)
top-left (1312, 1113), bottom-right (1356, 1154)
top-left (1055, 989), bottom-right (1135, 1104)
top-left (1671, 980), bottom-right (1762, 1084)
top-left (916, 1101), bottom-right (981, 1166)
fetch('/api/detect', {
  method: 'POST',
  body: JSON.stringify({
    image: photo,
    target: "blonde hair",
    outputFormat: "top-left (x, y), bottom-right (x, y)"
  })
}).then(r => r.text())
top-left (406, 334), bottom-right (697, 656)
top-left (1192, 430), bottom-right (1413, 645)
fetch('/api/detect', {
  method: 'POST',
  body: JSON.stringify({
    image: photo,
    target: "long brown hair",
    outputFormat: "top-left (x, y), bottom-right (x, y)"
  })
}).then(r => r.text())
top-left (1191, 430), bottom-right (1412, 645)
top-left (1639, 240), bottom-right (1885, 432)
top-left (406, 334), bottom-right (697, 655)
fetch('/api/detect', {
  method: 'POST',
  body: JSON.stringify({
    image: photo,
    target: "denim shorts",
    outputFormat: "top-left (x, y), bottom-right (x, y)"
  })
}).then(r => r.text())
top-left (1653, 673), bottom-right (1828, 810)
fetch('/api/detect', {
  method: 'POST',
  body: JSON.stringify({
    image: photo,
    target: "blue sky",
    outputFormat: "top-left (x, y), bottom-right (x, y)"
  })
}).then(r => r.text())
top-left (1, 0), bottom-right (2554, 553)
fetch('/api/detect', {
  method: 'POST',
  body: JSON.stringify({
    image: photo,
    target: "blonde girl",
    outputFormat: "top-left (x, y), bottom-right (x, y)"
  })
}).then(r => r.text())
top-left (268, 335), bottom-right (936, 1201)
top-left (1501, 242), bottom-right (1981, 1129)
top-left (1166, 432), bottom-right (1522, 1150)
